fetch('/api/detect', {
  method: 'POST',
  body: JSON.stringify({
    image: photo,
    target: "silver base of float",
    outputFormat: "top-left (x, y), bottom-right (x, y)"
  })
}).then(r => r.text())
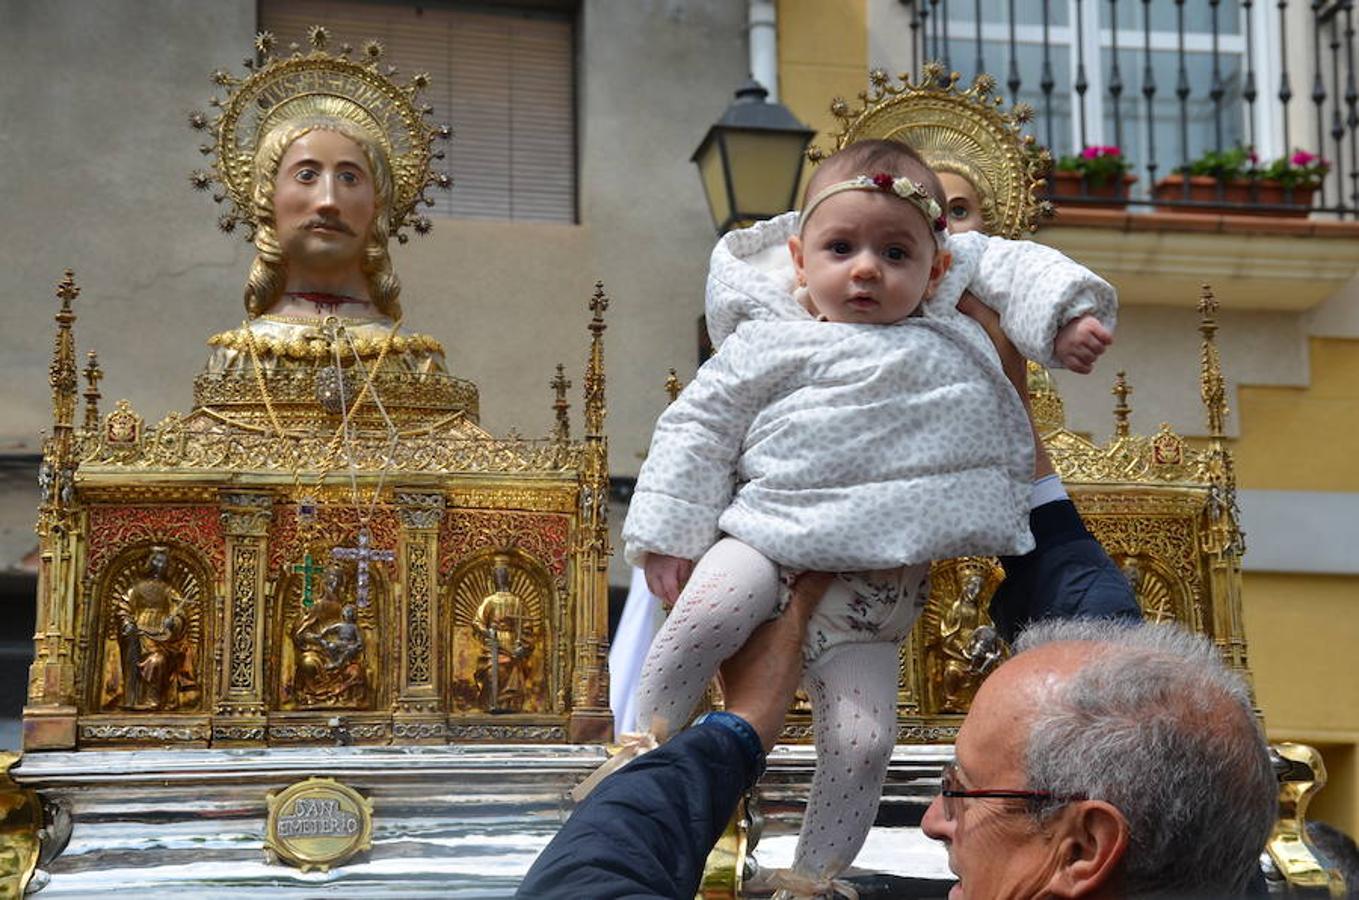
top-left (9, 744), bottom-right (955, 897)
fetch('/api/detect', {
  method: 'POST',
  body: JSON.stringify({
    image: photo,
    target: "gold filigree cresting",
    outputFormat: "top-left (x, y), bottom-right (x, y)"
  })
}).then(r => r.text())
top-left (811, 63), bottom-right (1052, 237)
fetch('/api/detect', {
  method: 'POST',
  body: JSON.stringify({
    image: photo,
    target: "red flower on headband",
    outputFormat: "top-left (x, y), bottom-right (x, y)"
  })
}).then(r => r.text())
top-left (872, 172), bottom-right (895, 191)
top-left (934, 215), bottom-right (947, 232)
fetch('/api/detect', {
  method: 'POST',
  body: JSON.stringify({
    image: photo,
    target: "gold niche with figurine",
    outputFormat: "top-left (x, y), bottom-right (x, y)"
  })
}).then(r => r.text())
top-left (22, 26), bottom-right (615, 752)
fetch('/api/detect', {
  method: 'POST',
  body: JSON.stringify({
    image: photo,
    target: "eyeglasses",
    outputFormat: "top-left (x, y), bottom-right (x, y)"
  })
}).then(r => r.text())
top-left (937, 762), bottom-right (1085, 822)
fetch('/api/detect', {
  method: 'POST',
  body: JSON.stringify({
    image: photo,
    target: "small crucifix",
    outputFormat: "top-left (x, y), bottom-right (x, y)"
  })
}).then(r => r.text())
top-left (292, 551), bottom-right (322, 608)
top-left (331, 527), bottom-right (395, 607)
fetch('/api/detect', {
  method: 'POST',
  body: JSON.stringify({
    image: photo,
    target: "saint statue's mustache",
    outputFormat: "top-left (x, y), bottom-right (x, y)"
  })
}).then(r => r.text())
top-left (303, 217), bottom-right (356, 235)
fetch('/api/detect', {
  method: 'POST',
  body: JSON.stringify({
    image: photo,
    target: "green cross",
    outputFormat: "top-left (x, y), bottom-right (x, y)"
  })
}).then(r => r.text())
top-left (292, 551), bottom-right (322, 608)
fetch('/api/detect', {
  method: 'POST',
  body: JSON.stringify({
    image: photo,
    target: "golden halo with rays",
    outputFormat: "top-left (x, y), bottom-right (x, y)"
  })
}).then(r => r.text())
top-left (811, 65), bottom-right (1052, 239)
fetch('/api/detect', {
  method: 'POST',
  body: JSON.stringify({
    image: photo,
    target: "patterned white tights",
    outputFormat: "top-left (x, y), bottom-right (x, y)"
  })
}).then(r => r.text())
top-left (633, 537), bottom-right (905, 882)
top-left (633, 538), bottom-right (781, 739)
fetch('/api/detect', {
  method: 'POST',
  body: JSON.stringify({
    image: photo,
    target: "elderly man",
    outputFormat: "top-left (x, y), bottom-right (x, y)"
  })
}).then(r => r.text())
top-left (523, 611), bottom-right (1276, 898)
top-left (923, 618), bottom-right (1277, 897)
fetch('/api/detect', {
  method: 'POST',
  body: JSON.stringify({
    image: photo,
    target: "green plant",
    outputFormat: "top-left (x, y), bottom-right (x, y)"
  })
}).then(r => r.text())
top-left (1258, 149), bottom-right (1330, 188)
top-left (1175, 145), bottom-right (1329, 187)
top-left (1175, 145), bottom-right (1257, 180)
top-left (1055, 145), bottom-right (1132, 187)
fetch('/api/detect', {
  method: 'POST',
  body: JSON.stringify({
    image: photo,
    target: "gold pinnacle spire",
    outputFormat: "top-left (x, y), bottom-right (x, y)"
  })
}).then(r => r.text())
top-left (1198, 284), bottom-right (1228, 439)
top-left (1112, 370), bottom-right (1132, 439)
top-left (664, 368), bottom-right (683, 404)
top-left (584, 282), bottom-right (609, 440)
top-left (83, 351), bottom-right (104, 432)
top-left (49, 271), bottom-right (80, 455)
top-left (551, 363), bottom-right (572, 442)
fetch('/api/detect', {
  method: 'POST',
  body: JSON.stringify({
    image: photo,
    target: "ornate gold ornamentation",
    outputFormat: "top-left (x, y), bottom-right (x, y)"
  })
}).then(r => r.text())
top-left (264, 777), bottom-right (374, 873)
top-left (79, 722), bottom-right (210, 743)
top-left (812, 65), bottom-right (1051, 237)
top-left (447, 551), bottom-right (550, 714)
top-left (405, 543), bottom-right (433, 686)
top-left (0, 752), bottom-right (41, 898)
top-left (79, 424), bottom-right (575, 475)
top-left (267, 722), bottom-right (388, 743)
top-left (212, 724), bottom-right (266, 742)
top-left (1266, 743), bottom-right (1345, 890)
top-left (444, 723), bottom-right (566, 741)
top-left (220, 492), bottom-right (274, 539)
top-left (281, 561), bottom-right (378, 710)
top-left (446, 487), bottom-right (577, 514)
top-left (199, 27), bottom-right (449, 240)
top-left (82, 350), bottom-right (103, 432)
top-left (439, 512), bottom-right (570, 578)
top-left (104, 400), bottom-right (143, 448)
top-left (550, 364), bottom-right (572, 443)
top-left (919, 558), bottom-right (1007, 714)
top-left (97, 545), bottom-right (207, 713)
top-left (85, 505), bottom-right (226, 580)
top-left (392, 721), bottom-right (445, 740)
top-left (229, 545), bottom-right (260, 692)
top-left (396, 493), bottom-right (445, 530)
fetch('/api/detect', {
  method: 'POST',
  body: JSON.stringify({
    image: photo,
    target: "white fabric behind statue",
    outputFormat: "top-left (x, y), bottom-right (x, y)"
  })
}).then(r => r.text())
top-left (608, 566), bottom-right (666, 734)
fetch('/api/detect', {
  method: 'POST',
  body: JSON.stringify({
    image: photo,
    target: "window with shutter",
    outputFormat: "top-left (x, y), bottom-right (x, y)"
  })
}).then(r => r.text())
top-left (260, 0), bottom-right (577, 223)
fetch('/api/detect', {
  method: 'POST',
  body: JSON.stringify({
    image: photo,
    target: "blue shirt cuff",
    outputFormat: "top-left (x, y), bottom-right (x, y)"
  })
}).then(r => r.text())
top-left (692, 710), bottom-right (766, 783)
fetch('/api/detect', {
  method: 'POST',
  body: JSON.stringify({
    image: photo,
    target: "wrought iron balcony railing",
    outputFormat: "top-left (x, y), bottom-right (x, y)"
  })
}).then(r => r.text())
top-left (899, 0), bottom-right (1359, 217)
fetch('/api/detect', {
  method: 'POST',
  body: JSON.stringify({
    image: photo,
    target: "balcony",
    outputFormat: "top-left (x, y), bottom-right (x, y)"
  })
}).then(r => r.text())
top-left (895, 0), bottom-right (1359, 309)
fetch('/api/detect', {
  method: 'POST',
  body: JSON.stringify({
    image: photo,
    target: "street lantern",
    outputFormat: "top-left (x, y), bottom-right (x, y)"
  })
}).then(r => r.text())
top-left (692, 79), bottom-right (816, 235)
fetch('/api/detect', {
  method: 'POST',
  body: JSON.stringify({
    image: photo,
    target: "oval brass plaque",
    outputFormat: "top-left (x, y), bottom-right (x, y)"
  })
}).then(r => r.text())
top-left (264, 776), bottom-right (373, 872)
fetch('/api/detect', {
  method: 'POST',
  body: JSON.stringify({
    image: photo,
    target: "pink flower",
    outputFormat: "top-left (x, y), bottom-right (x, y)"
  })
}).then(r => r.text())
top-left (1082, 146), bottom-right (1100, 159)
top-left (1291, 150), bottom-right (1317, 167)
top-left (1248, 149), bottom-right (1260, 164)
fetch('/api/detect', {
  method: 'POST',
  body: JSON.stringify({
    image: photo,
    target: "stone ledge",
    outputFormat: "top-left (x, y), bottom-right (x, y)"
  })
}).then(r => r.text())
top-left (1035, 208), bottom-right (1359, 310)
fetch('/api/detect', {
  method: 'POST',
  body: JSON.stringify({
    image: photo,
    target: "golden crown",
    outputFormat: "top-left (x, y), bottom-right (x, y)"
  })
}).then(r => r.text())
top-left (188, 26), bottom-right (452, 242)
top-left (811, 63), bottom-right (1053, 239)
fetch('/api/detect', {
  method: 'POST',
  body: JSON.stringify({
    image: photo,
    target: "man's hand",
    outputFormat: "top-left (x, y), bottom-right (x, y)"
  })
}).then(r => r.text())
top-left (719, 572), bottom-right (833, 750)
top-left (644, 553), bottom-right (694, 609)
top-left (1054, 314), bottom-right (1113, 374)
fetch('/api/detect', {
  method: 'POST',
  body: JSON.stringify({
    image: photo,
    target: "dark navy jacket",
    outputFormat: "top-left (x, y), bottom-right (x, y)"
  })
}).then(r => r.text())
top-left (990, 498), bottom-right (1142, 642)
top-left (516, 722), bottom-right (759, 899)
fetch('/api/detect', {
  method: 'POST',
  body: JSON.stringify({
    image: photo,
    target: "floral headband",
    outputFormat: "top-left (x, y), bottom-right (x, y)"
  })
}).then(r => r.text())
top-left (799, 172), bottom-right (948, 246)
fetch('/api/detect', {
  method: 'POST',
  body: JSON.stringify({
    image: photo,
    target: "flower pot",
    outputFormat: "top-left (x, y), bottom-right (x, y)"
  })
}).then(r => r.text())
top-left (1047, 171), bottom-right (1137, 209)
top-left (1152, 174), bottom-right (1318, 217)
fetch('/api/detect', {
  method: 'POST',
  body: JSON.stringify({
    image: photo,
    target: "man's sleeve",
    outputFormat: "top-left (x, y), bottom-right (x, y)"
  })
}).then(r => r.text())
top-left (516, 722), bottom-right (762, 899)
top-left (989, 498), bottom-right (1142, 644)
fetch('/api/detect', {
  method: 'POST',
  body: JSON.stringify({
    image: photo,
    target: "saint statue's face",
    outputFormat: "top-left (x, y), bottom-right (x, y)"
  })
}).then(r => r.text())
top-left (273, 129), bottom-right (378, 278)
top-left (938, 171), bottom-right (986, 235)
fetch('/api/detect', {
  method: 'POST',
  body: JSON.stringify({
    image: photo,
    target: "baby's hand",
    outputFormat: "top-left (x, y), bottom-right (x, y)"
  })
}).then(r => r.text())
top-left (644, 553), bottom-right (694, 609)
top-left (1054, 314), bottom-right (1113, 374)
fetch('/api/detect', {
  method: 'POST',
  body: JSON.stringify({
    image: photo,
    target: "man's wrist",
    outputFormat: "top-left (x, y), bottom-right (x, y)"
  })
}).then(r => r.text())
top-left (693, 710), bottom-right (766, 782)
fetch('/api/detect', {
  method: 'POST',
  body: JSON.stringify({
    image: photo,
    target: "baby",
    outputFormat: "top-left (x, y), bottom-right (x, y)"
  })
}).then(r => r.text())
top-left (621, 139), bottom-right (1115, 886)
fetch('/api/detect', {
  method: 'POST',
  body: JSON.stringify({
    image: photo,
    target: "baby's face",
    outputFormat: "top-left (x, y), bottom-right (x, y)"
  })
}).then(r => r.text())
top-left (790, 189), bottom-right (949, 325)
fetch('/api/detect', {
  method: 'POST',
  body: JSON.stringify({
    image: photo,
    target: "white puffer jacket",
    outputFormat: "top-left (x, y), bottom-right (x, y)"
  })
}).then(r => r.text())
top-left (622, 212), bottom-right (1117, 571)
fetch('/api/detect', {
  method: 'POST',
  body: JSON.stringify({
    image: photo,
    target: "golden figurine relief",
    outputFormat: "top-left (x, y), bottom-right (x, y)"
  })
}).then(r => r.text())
top-left (286, 561), bottom-right (373, 709)
top-left (449, 551), bottom-right (549, 716)
top-left (471, 557), bottom-right (536, 713)
top-left (101, 545), bottom-right (204, 713)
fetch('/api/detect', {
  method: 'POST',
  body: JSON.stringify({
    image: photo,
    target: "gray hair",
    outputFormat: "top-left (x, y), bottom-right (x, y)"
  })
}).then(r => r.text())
top-left (1014, 619), bottom-right (1276, 896)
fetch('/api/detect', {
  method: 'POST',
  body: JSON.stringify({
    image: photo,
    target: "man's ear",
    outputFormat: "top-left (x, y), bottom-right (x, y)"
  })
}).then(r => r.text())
top-left (788, 235), bottom-right (806, 284)
top-left (924, 248), bottom-right (953, 298)
top-left (1045, 800), bottom-right (1128, 898)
